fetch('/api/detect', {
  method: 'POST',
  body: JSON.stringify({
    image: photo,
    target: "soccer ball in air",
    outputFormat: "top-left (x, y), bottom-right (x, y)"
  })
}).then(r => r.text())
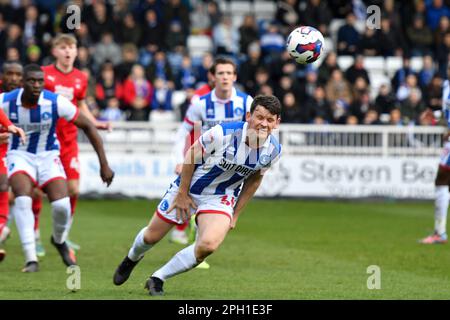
top-left (286, 26), bottom-right (325, 64)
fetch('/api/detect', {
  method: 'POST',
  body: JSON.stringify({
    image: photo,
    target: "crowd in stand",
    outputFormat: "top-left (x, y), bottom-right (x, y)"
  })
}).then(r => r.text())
top-left (1, 0), bottom-right (450, 126)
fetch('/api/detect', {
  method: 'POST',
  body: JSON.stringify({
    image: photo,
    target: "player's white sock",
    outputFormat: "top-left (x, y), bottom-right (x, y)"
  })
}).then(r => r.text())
top-left (12, 196), bottom-right (37, 263)
top-left (35, 228), bottom-right (40, 242)
top-left (152, 244), bottom-right (199, 281)
top-left (434, 186), bottom-right (449, 235)
top-left (128, 227), bottom-right (153, 261)
top-left (51, 197), bottom-right (71, 244)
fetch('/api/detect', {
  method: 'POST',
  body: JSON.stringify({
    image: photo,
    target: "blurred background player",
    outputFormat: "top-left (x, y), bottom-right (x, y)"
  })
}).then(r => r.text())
top-left (171, 58), bottom-right (253, 269)
top-left (1, 64), bottom-right (114, 272)
top-left (113, 95), bottom-right (282, 295)
top-left (0, 61), bottom-right (24, 262)
top-left (420, 63), bottom-right (450, 244)
top-left (169, 66), bottom-right (214, 246)
top-left (33, 34), bottom-right (111, 256)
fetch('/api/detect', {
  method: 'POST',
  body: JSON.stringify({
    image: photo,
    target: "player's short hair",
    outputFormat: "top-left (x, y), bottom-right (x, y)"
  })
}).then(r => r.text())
top-left (52, 33), bottom-right (77, 48)
top-left (250, 95), bottom-right (281, 117)
top-left (210, 57), bottom-right (237, 75)
top-left (2, 61), bottom-right (22, 72)
top-left (23, 64), bottom-right (43, 77)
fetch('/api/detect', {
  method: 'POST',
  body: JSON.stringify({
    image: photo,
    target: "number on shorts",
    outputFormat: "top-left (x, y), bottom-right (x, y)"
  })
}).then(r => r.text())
top-left (220, 195), bottom-right (235, 207)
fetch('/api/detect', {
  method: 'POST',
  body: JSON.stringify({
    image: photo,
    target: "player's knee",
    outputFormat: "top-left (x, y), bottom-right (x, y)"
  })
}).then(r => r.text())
top-left (68, 185), bottom-right (79, 197)
top-left (196, 239), bottom-right (220, 257)
top-left (143, 227), bottom-right (160, 245)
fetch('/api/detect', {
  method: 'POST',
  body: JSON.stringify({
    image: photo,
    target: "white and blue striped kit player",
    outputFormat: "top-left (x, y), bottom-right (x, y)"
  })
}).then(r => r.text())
top-left (0, 88), bottom-right (78, 154)
top-left (440, 80), bottom-right (450, 167)
top-left (174, 121), bottom-right (281, 197)
top-left (184, 88), bottom-right (254, 133)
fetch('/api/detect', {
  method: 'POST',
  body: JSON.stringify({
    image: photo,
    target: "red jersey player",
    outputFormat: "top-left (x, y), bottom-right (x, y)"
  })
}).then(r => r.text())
top-left (0, 61), bottom-right (27, 262)
top-left (34, 33), bottom-right (111, 255)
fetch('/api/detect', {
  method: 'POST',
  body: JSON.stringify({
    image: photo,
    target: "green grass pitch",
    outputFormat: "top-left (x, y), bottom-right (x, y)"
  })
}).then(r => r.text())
top-left (0, 199), bottom-right (449, 299)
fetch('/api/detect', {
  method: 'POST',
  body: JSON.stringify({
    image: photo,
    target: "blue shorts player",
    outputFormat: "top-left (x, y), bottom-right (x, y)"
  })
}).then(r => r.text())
top-left (113, 95), bottom-right (282, 295)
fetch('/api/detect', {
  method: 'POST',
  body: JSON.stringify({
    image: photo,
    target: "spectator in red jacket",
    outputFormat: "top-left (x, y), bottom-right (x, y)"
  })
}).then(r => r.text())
top-left (122, 64), bottom-right (153, 121)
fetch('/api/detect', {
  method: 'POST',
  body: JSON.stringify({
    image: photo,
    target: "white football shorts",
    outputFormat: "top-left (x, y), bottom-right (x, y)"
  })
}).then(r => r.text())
top-left (7, 150), bottom-right (66, 188)
top-left (155, 182), bottom-right (236, 225)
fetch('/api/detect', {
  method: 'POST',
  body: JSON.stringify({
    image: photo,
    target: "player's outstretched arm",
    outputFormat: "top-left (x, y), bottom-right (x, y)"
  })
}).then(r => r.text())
top-left (230, 171), bottom-right (264, 230)
top-left (79, 99), bottom-right (112, 131)
top-left (167, 140), bottom-right (204, 222)
top-left (73, 112), bottom-right (114, 186)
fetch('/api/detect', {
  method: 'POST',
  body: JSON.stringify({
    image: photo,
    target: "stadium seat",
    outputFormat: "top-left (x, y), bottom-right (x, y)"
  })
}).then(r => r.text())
top-left (254, 1), bottom-right (276, 20)
top-left (363, 57), bottom-right (385, 73)
top-left (323, 37), bottom-right (334, 54)
top-left (104, 131), bottom-right (127, 143)
top-left (128, 130), bottom-right (153, 143)
top-left (410, 56), bottom-right (424, 72)
top-left (328, 18), bottom-right (346, 45)
top-left (337, 55), bottom-right (354, 71)
top-left (149, 111), bottom-right (177, 123)
top-left (171, 90), bottom-right (187, 110)
top-left (368, 72), bottom-right (390, 99)
top-left (385, 56), bottom-right (403, 78)
top-left (187, 35), bottom-right (213, 59)
top-left (230, 1), bottom-right (252, 14)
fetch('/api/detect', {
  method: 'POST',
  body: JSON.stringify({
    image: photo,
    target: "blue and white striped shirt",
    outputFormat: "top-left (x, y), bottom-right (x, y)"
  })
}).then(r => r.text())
top-left (0, 88), bottom-right (78, 154)
top-left (175, 121), bottom-right (281, 196)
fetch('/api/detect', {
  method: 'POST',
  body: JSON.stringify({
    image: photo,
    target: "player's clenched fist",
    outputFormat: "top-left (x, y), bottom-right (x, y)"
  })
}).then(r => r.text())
top-left (100, 165), bottom-right (114, 187)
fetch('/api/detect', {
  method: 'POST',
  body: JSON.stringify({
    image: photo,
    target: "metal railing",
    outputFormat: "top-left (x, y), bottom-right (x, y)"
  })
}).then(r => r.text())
top-left (78, 122), bottom-right (446, 157)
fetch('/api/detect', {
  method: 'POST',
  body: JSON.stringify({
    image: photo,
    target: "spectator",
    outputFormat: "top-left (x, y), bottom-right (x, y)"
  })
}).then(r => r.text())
top-left (357, 27), bottom-right (379, 56)
top-left (400, 87), bottom-right (426, 124)
top-left (363, 109), bottom-right (381, 125)
top-left (257, 83), bottom-right (275, 96)
top-left (352, 76), bottom-right (369, 101)
top-left (93, 32), bottom-right (122, 67)
top-left (349, 90), bottom-right (372, 122)
top-left (75, 22), bottom-right (94, 48)
top-left (146, 50), bottom-right (175, 86)
top-left (239, 14), bottom-right (259, 55)
top-left (436, 31), bottom-right (450, 77)
top-left (433, 15), bottom-right (449, 51)
top-left (163, 0), bottom-right (190, 39)
top-left (345, 54), bottom-right (370, 85)
top-left (238, 42), bottom-right (263, 94)
top-left (206, 0), bottom-right (222, 31)
top-left (212, 15), bottom-right (240, 56)
top-left (115, 43), bottom-right (139, 83)
top-left (251, 67), bottom-right (272, 97)
top-left (397, 73), bottom-right (420, 102)
top-left (337, 12), bottom-right (360, 56)
top-left (325, 68), bottom-right (353, 105)
top-left (195, 52), bottom-right (214, 84)
top-left (298, 67), bottom-right (318, 101)
top-left (376, 16), bottom-right (406, 56)
top-left (418, 55), bottom-right (436, 88)
top-left (151, 77), bottom-right (173, 112)
top-left (2, 24), bottom-right (24, 60)
top-left (165, 20), bottom-right (186, 51)
top-left (140, 9), bottom-right (165, 52)
top-left (281, 92), bottom-right (302, 123)
top-left (424, 74), bottom-right (443, 112)
top-left (406, 14), bottom-right (434, 56)
top-left (100, 97), bottom-right (126, 122)
top-left (260, 22), bottom-right (285, 58)
top-left (426, 0), bottom-right (450, 31)
top-left (22, 5), bottom-right (51, 48)
top-left (375, 84), bottom-right (397, 115)
top-left (116, 12), bottom-right (142, 46)
top-left (76, 46), bottom-right (94, 70)
top-left (176, 55), bottom-right (196, 90)
top-left (25, 44), bottom-right (41, 64)
top-left (318, 51), bottom-right (339, 85)
top-left (85, 1), bottom-right (115, 42)
top-left (389, 108), bottom-right (404, 126)
top-left (190, 1), bottom-right (211, 35)
top-left (391, 56), bottom-right (415, 92)
top-left (96, 63), bottom-right (123, 110)
top-left (122, 64), bottom-right (153, 121)
top-left (275, 0), bottom-right (301, 33)
top-left (302, 0), bottom-right (333, 37)
top-left (304, 86), bottom-right (333, 123)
